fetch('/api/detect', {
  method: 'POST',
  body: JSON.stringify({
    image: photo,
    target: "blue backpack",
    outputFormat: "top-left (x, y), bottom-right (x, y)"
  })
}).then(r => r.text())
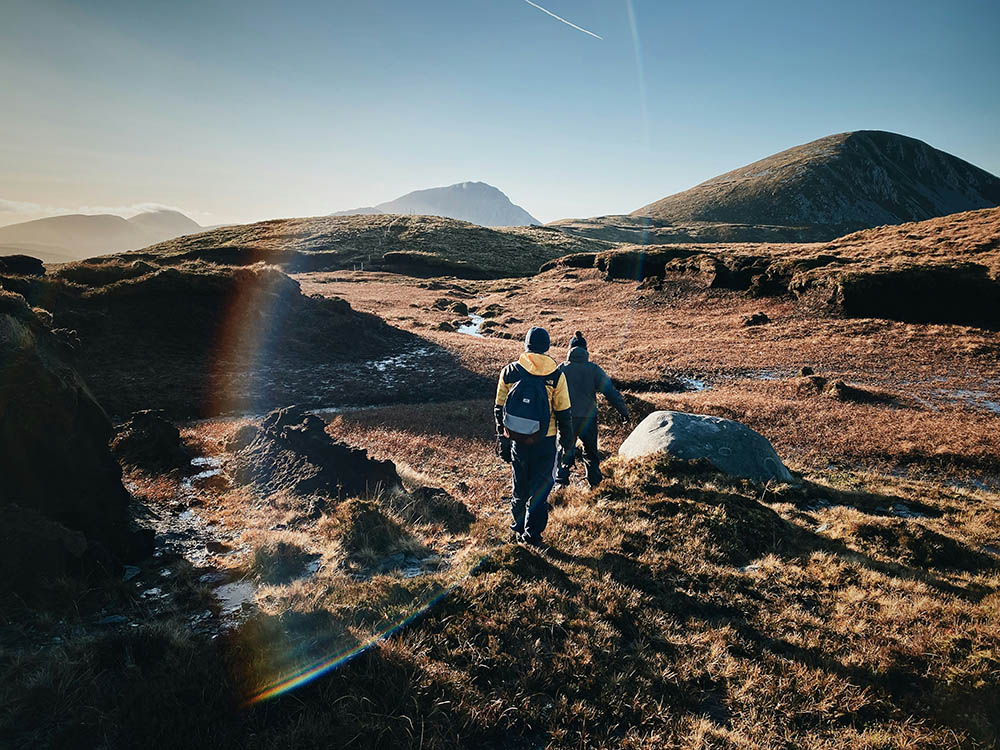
top-left (503, 368), bottom-right (550, 444)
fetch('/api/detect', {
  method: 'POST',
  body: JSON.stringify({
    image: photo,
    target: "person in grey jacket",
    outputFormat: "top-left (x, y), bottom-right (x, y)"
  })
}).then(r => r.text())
top-left (556, 331), bottom-right (629, 488)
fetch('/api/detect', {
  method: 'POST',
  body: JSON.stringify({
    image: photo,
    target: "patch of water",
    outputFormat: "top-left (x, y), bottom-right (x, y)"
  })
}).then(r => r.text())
top-left (457, 314), bottom-right (486, 337)
top-left (191, 456), bottom-right (221, 468)
top-left (889, 503), bottom-right (929, 519)
top-left (680, 376), bottom-right (709, 392)
top-left (368, 347), bottom-right (435, 373)
top-left (213, 581), bottom-right (256, 616)
top-left (938, 389), bottom-right (1000, 415)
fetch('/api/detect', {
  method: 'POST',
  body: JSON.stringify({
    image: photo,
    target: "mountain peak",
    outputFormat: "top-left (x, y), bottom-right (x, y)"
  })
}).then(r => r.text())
top-left (633, 131), bottom-right (1000, 237)
top-left (333, 182), bottom-right (540, 227)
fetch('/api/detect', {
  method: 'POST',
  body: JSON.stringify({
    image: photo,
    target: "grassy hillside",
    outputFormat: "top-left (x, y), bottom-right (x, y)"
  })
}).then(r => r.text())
top-left (630, 131), bottom-right (1000, 240)
top-left (111, 214), bottom-right (613, 278)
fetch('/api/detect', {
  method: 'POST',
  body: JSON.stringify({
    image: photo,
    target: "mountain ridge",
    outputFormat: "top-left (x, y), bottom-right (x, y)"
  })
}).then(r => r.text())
top-left (0, 209), bottom-right (202, 263)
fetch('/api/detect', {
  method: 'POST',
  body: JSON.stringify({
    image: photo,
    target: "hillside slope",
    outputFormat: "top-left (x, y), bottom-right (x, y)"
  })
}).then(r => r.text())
top-left (333, 181), bottom-right (541, 227)
top-left (554, 207), bottom-right (1000, 328)
top-left (0, 210), bottom-right (202, 263)
top-left (114, 214), bottom-right (609, 278)
top-left (631, 131), bottom-right (1000, 239)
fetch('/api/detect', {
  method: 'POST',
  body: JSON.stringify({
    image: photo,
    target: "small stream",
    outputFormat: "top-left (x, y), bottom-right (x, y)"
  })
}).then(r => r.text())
top-left (457, 314), bottom-right (486, 337)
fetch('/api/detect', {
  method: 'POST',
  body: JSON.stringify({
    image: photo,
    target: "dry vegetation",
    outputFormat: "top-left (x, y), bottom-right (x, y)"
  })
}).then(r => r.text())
top-left (3, 220), bottom-right (999, 748)
top-left (112, 213), bottom-right (614, 278)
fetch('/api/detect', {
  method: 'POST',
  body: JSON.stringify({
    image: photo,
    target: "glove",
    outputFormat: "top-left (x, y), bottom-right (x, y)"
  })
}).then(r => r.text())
top-left (559, 437), bottom-right (576, 461)
top-left (496, 436), bottom-right (512, 463)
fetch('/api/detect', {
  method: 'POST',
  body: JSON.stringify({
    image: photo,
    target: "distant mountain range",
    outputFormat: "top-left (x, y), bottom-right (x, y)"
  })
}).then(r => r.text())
top-left (0, 210), bottom-right (202, 264)
top-left (631, 130), bottom-right (1000, 237)
top-left (333, 181), bottom-right (540, 227)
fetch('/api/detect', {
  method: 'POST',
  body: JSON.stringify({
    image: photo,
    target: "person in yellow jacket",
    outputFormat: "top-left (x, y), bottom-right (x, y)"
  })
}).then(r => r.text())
top-left (494, 326), bottom-right (574, 547)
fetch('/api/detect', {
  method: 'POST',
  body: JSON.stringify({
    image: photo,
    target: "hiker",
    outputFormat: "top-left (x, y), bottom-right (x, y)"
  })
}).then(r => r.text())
top-left (495, 326), bottom-right (574, 547)
top-left (556, 330), bottom-right (629, 489)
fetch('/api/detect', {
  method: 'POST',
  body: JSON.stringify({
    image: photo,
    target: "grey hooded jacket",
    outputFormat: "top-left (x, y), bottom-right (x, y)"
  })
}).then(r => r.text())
top-left (559, 346), bottom-right (628, 422)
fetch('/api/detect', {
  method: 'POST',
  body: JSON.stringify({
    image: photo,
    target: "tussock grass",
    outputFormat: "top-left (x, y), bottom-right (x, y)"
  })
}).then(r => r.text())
top-left (3, 446), bottom-right (998, 747)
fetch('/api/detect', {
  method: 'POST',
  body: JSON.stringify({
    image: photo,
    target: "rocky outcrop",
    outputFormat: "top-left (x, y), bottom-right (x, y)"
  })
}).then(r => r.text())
top-left (227, 406), bottom-right (400, 499)
top-left (0, 254), bottom-right (45, 276)
top-left (619, 411), bottom-right (793, 484)
top-left (0, 291), bottom-right (140, 561)
top-left (111, 409), bottom-right (190, 472)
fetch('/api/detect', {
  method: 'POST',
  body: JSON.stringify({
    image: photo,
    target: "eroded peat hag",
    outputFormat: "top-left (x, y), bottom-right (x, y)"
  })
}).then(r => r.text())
top-left (1, 261), bottom-right (492, 418)
top-left (3, 203), bottom-right (999, 749)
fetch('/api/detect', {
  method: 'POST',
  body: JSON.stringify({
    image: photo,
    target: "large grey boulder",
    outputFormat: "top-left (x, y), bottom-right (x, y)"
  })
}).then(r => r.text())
top-left (618, 410), bottom-right (793, 483)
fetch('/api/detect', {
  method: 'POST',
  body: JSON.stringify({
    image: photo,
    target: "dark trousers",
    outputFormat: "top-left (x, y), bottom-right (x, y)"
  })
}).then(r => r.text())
top-left (557, 417), bottom-right (602, 487)
top-left (510, 435), bottom-right (557, 539)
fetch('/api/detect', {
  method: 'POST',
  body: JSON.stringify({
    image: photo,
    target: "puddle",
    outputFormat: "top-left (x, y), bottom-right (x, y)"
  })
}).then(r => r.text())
top-left (889, 503), bottom-right (929, 519)
top-left (213, 581), bottom-right (257, 616)
top-left (367, 347), bottom-right (434, 373)
top-left (680, 376), bottom-right (709, 392)
top-left (304, 558), bottom-right (322, 577)
top-left (935, 389), bottom-right (1000, 415)
top-left (457, 314), bottom-right (486, 337)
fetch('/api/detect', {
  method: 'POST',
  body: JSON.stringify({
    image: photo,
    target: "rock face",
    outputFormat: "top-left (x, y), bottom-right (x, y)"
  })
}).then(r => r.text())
top-left (110, 409), bottom-right (190, 472)
top-left (632, 131), bottom-right (1000, 239)
top-left (227, 406), bottom-right (400, 499)
top-left (0, 291), bottom-right (137, 558)
top-left (619, 411), bottom-right (793, 483)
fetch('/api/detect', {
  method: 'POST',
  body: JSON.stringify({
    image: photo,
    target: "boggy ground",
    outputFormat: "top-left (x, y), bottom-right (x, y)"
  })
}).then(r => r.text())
top-left (2, 263), bottom-right (998, 748)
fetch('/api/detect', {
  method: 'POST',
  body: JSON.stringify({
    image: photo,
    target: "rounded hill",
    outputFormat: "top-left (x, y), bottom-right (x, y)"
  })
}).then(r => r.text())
top-left (632, 130), bottom-right (1000, 238)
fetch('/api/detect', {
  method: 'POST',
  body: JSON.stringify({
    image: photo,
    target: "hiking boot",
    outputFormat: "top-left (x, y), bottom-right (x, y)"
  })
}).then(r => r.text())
top-left (521, 534), bottom-right (547, 550)
top-left (509, 529), bottom-right (524, 543)
top-left (554, 477), bottom-right (569, 489)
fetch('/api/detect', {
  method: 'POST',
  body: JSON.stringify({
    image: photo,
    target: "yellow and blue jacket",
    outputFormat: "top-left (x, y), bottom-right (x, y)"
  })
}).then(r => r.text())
top-left (495, 352), bottom-right (573, 442)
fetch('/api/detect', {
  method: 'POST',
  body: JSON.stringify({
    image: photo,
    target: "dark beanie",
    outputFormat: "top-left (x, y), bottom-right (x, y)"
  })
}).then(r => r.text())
top-left (525, 326), bottom-right (550, 353)
top-left (568, 330), bottom-right (587, 350)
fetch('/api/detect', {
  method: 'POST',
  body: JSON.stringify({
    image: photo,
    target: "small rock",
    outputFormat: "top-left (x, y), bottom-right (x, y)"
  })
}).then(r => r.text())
top-left (111, 410), bottom-right (189, 472)
top-left (798, 366), bottom-right (815, 376)
top-left (122, 565), bottom-right (141, 582)
top-left (96, 615), bottom-right (128, 626)
top-left (742, 312), bottom-right (770, 327)
top-left (436, 321), bottom-right (455, 332)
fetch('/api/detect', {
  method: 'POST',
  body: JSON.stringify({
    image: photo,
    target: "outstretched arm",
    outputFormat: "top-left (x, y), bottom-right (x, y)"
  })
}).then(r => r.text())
top-left (597, 366), bottom-right (629, 420)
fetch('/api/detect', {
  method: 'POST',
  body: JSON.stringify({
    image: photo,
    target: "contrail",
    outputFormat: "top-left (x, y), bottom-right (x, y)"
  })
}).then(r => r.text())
top-left (522, 0), bottom-right (603, 39)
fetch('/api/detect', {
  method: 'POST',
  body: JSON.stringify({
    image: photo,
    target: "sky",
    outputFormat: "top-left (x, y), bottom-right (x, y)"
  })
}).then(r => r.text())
top-left (1, 0), bottom-right (999, 227)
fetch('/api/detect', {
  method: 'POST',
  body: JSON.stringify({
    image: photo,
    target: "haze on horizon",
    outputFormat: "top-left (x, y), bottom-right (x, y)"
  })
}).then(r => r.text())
top-left (2, 0), bottom-right (998, 228)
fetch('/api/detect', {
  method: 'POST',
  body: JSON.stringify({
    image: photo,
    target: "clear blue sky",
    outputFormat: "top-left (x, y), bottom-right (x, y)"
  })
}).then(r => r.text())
top-left (2, 0), bottom-right (998, 226)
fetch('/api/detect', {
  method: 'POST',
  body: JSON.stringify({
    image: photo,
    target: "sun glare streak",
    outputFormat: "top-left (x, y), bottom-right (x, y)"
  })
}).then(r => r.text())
top-left (246, 552), bottom-right (491, 704)
top-left (522, 0), bottom-right (603, 40)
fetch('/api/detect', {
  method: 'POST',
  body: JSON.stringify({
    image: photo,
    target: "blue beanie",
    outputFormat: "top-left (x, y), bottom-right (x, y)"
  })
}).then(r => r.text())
top-left (568, 330), bottom-right (587, 350)
top-left (525, 326), bottom-right (550, 353)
